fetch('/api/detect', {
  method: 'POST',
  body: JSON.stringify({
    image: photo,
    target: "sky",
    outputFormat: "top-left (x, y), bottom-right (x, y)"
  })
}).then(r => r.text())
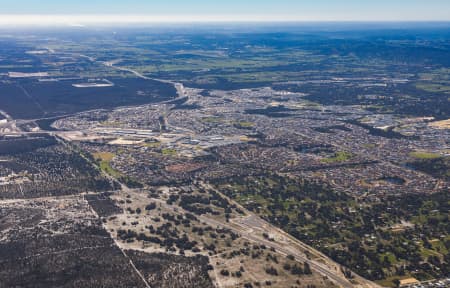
top-left (1, 0), bottom-right (450, 25)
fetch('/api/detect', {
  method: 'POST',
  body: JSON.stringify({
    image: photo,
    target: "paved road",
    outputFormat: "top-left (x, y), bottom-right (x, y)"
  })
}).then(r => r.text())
top-left (197, 214), bottom-right (356, 288)
top-left (104, 61), bottom-right (186, 99)
top-left (145, 194), bottom-right (358, 288)
top-left (200, 184), bottom-right (381, 287)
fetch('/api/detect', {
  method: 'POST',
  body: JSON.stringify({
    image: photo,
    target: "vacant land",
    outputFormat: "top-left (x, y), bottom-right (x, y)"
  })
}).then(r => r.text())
top-left (0, 197), bottom-right (148, 288)
top-left (0, 135), bottom-right (112, 199)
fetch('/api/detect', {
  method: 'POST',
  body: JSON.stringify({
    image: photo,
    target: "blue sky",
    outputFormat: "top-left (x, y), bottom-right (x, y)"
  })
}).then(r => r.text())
top-left (1, 0), bottom-right (450, 22)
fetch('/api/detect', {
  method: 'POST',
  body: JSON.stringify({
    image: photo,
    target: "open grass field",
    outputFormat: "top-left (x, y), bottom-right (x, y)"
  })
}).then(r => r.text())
top-left (321, 151), bottom-right (354, 163)
top-left (409, 151), bottom-right (443, 160)
top-left (92, 152), bottom-right (122, 178)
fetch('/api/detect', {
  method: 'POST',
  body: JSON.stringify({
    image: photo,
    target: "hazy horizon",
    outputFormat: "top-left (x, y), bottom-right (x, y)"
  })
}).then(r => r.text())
top-left (1, 0), bottom-right (450, 26)
top-left (1, 15), bottom-right (450, 29)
